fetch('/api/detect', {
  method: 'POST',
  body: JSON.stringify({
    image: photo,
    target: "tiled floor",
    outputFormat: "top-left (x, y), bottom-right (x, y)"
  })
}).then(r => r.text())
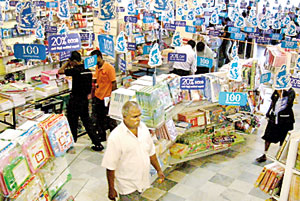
top-left (63, 89), bottom-right (300, 201)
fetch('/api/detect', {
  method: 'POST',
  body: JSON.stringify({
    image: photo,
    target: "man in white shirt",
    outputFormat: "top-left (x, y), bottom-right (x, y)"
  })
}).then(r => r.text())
top-left (196, 41), bottom-right (216, 74)
top-left (172, 40), bottom-right (197, 76)
top-left (102, 101), bottom-right (165, 201)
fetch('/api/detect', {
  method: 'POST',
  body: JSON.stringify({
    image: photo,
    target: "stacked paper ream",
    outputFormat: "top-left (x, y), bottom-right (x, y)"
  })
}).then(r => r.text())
top-left (0, 83), bottom-right (35, 102)
top-left (0, 97), bottom-right (13, 111)
top-left (41, 69), bottom-right (58, 85)
top-left (108, 88), bottom-right (136, 119)
top-left (0, 92), bottom-right (26, 107)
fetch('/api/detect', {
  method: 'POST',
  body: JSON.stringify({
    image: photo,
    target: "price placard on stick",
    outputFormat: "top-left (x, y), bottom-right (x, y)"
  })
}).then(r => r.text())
top-left (219, 92), bottom-right (248, 106)
top-left (84, 55), bottom-right (97, 69)
top-left (14, 44), bottom-right (46, 60)
top-left (48, 33), bottom-right (81, 53)
top-left (98, 34), bottom-right (115, 58)
top-left (180, 77), bottom-right (205, 90)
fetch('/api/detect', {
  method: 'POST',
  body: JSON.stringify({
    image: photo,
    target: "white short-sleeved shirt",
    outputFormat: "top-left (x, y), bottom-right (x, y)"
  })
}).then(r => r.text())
top-left (173, 45), bottom-right (197, 74)
top-left (101, 121), bottom-right (156, 195)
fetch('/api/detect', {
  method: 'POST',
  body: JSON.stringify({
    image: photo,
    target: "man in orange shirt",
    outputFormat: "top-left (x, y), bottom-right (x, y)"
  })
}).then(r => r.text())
top-left (91, 50), bottom-right (117, 150)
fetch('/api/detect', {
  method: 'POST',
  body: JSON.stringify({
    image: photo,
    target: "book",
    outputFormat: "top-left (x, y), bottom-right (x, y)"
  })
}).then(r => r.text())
top-left (255, 162), bottom-right (277, 187)
top-left (276, 132), bottom-right (291, 160)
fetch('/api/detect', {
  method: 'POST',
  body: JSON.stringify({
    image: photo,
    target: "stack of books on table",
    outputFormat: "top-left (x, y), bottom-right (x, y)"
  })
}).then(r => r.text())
top-left (35, 84), bottom-right (59, 97)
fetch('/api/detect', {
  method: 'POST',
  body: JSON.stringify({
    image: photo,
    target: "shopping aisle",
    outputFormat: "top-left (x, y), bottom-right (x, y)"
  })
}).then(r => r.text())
top-left (64, 98), bottom-right (300, 201)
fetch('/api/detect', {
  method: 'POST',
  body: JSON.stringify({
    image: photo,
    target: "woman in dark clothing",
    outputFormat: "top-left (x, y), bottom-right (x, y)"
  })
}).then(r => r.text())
top-left (256, 88), bottom-right (295, 162)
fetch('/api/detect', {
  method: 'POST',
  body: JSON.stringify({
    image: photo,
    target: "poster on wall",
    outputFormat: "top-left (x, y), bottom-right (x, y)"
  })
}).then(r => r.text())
top-left (98, 34), bottom-right (115, 58)
top-left (99, 0), bottom-right (115, 20)
top-left (19, 2), bottom-right (38, 30)
top-left (57, 0), bottom-right (70, 20)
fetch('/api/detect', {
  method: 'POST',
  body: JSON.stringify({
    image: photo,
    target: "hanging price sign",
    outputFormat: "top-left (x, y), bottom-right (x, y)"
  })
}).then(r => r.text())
top-left (185, 25), bottom-right (196, 33)
top-left (260, 72), bottom-right (271, 83)
top-left (228, 27), bottom-right (240, 33)
top-left (84, 55), bottom-right (97, 69)
top-left (127, 43), bottom-right (136, 51)
top-left (290, 76), bottom-right (300, 88)
top-left (98, 34), bottom-right (114, 58)
top-left (180, 76), bottom-right (205, 90)
top-left (14, 44), bottom-right (46, 60)
top-left (174, 21), bottom-right (186, 27)
top-left (164, 23), bottom-right (176, 30)
top-left (219, 92), bottom-right (248, 106)
top-left (281, 41), bottom-right (298, 49)
top-left (230, 33), bottom-right (246, 41)
top-left (59, 51), bottom-right (71, 61)
top-left (244, 27), bottom-right (255, 33)
top-left (197, 56), bottom-right (213, 68)
top-left (168, 53), bottom-right (187, 62)
top-left (48, 33), bottom-right (81, 53)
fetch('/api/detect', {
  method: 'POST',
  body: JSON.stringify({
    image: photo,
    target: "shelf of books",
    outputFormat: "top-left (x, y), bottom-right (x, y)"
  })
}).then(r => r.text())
top-left (255, 131), bottom-right (300, 201)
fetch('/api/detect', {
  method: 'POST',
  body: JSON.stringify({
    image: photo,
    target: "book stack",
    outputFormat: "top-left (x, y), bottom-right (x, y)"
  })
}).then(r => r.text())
top-left (35, 83), bottom-right (59, 97)
top-left (41, 69), bottom-right (58, 85)
top-left (255, 162), bottom-right (285, 196)
top-left (0, 92), bottom-right (26, 107)
top-left (0, 97), bottom-right (13, 111)
top-left (289, 174), bottom-right (300, 201)
top-left (0, 82), bottom-right (35, 102)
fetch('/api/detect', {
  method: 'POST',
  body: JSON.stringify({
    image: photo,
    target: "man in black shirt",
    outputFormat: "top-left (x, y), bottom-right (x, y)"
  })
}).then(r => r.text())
top-left (58, 51), bottom-right (103, 151)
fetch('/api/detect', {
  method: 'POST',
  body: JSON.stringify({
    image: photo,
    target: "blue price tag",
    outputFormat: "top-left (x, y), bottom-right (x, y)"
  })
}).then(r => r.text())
top-left (84, 55), bottom-right (97, 69)
top-left (124, 16), bottom-right (138, 23)
top-left (270, 33), bottom-right (283, 40)
top-left (244, 27), bottom-right (255, 33)
top-left (127, 43), bottom-right (136, 51)
top-left (9, 1), bottom-right (19, 6)
top-left (228, 27), bottom-right (240, 33)
top-left (79, 33), bottom-right (95, 41)
top-left (180, 77), bottom-right (206, 90)
top-left (143, 16), bottom-right (154, 23)
top-left (262, 29), bottom-right (273, 34)
top-left (193, 18), bottom-right (204, 26)
top-left (197, 56), bottom-right (213, 68)
top-left (185, 25), bottom-right (196, 33)
top-left (219, 92), bottom-right (248, 106)
top-left (143, 45), bottom-right (152, 54)
top-left (33, 1), bottom-right (45, 7)
top-left (174, 21), bottom-right (186, 27)
top-left (135, 35), bottom-right (145, 45)
top-left (164, 23), bottom-right (176, 31)
top-left (260, 72), bottom-right (271, 83)
top-left (281, 41), bottom-right (298, 49)
top-left (48, 33), bottom-right (81, 53)
top-left (59, 51), bottom-right (71, 61)
top-left (116, 7), bottom-right (125, 12)
top-left (98, 34), bottom-right (114, 58)
top-left (168, 53), bottom-right (187, 62)
top-left (291, 77), bottom-right (300, 88)
top-left (119, 57), bottom-right (126, 72)
top-left (209, 30), bottom-right (221, 37)
top-left (45, 25), bottom-right (57, 33)
top-left (14, 44), bottom-right (46, 60)
top-left (230, 33), bottom-right (246, 41)
top-left (46, 1), bottom-right (58, 8)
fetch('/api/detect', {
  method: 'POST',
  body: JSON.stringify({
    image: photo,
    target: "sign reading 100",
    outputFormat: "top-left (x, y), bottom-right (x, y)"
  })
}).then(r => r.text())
top-left (219, 92), bottom-right (248, 106)
top-left (14, 44), bottom-right (46, 60)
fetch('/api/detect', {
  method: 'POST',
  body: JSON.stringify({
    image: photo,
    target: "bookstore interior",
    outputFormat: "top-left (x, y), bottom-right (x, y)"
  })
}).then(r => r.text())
top-left (0, 0), bottom-right (300, 200)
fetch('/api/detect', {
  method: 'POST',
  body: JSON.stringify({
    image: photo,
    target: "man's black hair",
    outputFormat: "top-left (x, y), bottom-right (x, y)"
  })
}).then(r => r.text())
top-left (69, 51), bottom-right (81, 62)
top-left (91, 50), bottom-right (103, 59)
top-left (196, 42), bottom-right (205, 52)
top-left (187, 40), bottom-right (196, 48)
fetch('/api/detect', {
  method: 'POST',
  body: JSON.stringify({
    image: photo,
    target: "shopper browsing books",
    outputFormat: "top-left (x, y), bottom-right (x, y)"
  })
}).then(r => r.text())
top-left (256, 88), bottom-right (295, 163)
top-left (90, 50), bottom-right (117, 147)
top-left (196, 41), bottom-right (216, 74)
top-left (102, 101), bottom-right (165, 201)
top-left (58, 51), bottom-right (102, 151)
top-left (171, 40), bottom-right (197, 76)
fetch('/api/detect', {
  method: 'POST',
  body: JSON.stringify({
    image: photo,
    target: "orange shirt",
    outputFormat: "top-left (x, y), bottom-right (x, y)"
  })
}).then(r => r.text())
top-left (95, 62), bottom-right (116, 100)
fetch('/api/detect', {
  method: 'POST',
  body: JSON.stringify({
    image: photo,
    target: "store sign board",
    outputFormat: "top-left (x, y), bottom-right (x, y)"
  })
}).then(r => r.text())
top-left (84, 55), bottom-right (97, 69)
top-left (270, 33), bottom-right (283, 40)
top-left (244, 27), bottom-right (255, 33)
top-left (48, 33), bottom-right (81, 53)
top-left (180, 76), bottom-right (205, 90)
top-left (260, 72), bottom-right (271, 83)
top-left (127, 42), bottom-right (136, 51)
top-left (185, 26), bottom-right (196, 33)
top-left (59, 51), bottom-right (71, 61)
top-left (124, 16), bottom-right (138, 23)
top-left (219, 92), bottom-right (248, 106)
top-left (193, 18), bottom-right (204, 26)
top-left (281, 41), bottom-right (298, 49)
top-left (197, 56), bottom-right (213, 68)
top-left (143, 16), bottom-right (154, 23)
top-left (45, 25), bottom-right (57, 33)
top-left (174, 21), bottom-right (186, 27)
top-left (262, 29), bottom-right (273, 34)
top-left (228, 27), bottom-right (240, 33)
top-left (79, 33), bottom-right (95, 41)
top-left (164, 23), bottom-right (176, 30)
top-left (168, 53), bottom-right (187, 62)
top-left (98, 34), bottom-right (114, 57)
top-left (46, 1), bottom-right (58, 8)
top-left (291, 77), bottom-right (300, 88)
top-left (14, 44), bottom-right (46, 60)
top-left (230, 33), bottom-right (246, 41)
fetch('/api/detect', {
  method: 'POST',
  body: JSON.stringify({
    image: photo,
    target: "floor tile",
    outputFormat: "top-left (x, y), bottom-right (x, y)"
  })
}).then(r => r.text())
top-left (209, 173), bottom-right (235, 187)
top-left (199, 181), bottom-right (227, 196)
top-left (237, 171), bottom-right (260, 184)
top-left (200, 161), bottom-right (225, 172)
top-left (142, 187), bottom-right (166, 201)
top-left (220, 188), bottom-right (248, 201)
top-left (218, 165), bottom-right (244, 178)
top-left (248, 187), bottom-right (270, 200)
top-left (219, 149), bottom-right (241, 158)
top-left (180, 174), bottom-right (209, 189)
top-left (228, 180), bottom-right (254, 194)
top-left (160, 192), bottom-right (186, 201)
top-left (152, 178), bottom-right (178, 191)
top-left (188, 167), bottom-right (216, 180)
top-left (208, 154), bottom-right (231, 164)
top-left (187, 158), bottom-right (206, 167)
top-left (245, 195), bottom-right (267, 201)
top-left (166, 170), bottom-right (187, 183)
top-left (175, 163), bottom-right (197, 174)
top-left (168, 183), bottom-right (197, 199)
